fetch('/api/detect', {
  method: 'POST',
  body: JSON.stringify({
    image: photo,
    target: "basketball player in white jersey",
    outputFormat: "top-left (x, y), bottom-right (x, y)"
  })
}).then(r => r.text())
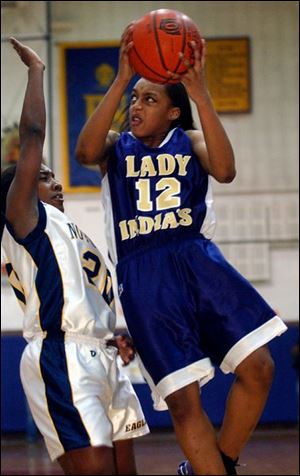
top-left (1, 38), bottom-right (149, 475)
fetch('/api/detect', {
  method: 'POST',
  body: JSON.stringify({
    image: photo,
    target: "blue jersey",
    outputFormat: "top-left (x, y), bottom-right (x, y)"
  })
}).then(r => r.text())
top-left (103, 128), bottom-right (216, 263)
top-left (101, 126), bottom-right (287, 410)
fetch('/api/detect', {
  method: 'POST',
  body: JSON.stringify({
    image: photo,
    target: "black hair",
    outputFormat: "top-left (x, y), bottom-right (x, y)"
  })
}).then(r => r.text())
top-left (120, 80), bottom-right (196, 132)
top-left (165, 83), bottom-right (196, 130)
top-left (1, 164), bottom-right (17, 240)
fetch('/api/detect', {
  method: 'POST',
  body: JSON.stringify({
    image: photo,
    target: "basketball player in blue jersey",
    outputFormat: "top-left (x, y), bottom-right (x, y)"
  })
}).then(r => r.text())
top-left (76, 25), bottom-right (287, 475)
top-left (1, 38), bottom-right (149, 475)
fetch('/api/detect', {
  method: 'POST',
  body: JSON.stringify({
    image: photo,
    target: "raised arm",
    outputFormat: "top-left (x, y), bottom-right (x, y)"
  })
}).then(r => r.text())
top-left (180, 40), bottom-right (236, 183)
top-left (6, 38), bottom-right (46, 238)
top-left (75, 25), bottom-right (135, 174)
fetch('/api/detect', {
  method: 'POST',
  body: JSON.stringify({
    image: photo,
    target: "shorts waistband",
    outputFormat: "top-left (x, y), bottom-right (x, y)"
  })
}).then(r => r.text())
top-left (117, 232), bottom-right (206, 264)
top-left (28, 331), bottom-right (113, 347)
top-left (64, 332), bottom-right (112, 347)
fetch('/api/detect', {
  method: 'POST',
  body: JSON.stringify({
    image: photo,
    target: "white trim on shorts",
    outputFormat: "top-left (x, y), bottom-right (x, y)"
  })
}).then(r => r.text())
top-left (137, 355), bottom-right (215, 411)
top-left (220, 315), bottom-right (288, 374)
top-left (137, 315), bottom-right (287, 411)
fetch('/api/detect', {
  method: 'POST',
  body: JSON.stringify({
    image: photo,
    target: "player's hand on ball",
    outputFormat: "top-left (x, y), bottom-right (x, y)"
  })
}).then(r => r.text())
top-left (174, 39), bottom-right (208, 102)
top-left (117, 24), bottom-right (135, 83)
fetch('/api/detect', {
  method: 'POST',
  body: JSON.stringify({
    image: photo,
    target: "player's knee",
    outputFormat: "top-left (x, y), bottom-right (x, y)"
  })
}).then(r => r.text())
top-left (256, 353), bottom-right (275, 388)
top-left (165, 384), bottom-right (204, 424)
top-left (236, 347), bottom-right (275, 390)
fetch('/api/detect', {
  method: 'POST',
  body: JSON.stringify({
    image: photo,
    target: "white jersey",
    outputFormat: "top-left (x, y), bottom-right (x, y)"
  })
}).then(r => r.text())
top-left (2, 201), bottom-right (149, 460)
top-left (2, 201), bottom-right (116, 341)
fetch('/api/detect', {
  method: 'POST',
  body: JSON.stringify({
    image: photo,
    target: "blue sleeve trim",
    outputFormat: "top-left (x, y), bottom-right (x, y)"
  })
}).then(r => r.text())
top-left (5, 201), bottom-right (47, 245)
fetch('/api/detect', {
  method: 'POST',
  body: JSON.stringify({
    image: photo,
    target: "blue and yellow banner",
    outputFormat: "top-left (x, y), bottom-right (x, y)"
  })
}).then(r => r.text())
top-left (60, 42), bottom-right (135, 192)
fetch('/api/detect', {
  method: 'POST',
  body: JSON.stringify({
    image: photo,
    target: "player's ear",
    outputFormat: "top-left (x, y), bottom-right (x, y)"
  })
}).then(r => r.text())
top-left (168, 107), bottom-right (180, 121)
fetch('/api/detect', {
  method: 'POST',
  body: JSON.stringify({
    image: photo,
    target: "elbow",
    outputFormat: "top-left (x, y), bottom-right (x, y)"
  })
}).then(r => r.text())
top-left (75, 150), bottom-right (88, 165)
top-left (75, 144), bottom-right (93, 165)
top-left (75, 137), bottom-right (104, 165)
top-left (215, 165), bottom-right (236, 183)
top-left (218, 154), bottom-right (236, 183)
top-left (222, 168), bottom-right (236, 183)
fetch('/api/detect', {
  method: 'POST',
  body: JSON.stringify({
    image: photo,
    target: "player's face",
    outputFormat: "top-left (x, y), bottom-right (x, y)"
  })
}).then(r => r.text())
top-left (129, 79), bottom-right (180, 145)
top-left (38, 164), bottom-right (64, 212)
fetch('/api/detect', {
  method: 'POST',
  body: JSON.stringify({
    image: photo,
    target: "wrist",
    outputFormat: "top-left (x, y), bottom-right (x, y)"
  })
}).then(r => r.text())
top-left (193, 88), bottom-right (213, 108)
top-left (28, 62), bottom-right (45, 72)
top-left (114, 74), bottom-right (131, 90)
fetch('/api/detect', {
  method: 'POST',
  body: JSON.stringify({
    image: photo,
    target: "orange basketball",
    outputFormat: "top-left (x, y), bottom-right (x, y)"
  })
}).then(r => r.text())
top-left (128, 9), bottom-right (202, 84)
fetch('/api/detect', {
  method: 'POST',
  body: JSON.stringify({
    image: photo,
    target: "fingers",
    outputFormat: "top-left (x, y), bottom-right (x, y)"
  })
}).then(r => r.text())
top-left (121, 23), bottom-right (134, 44)
top-left (200, 39), bottom-right (206, 67)
top-left (123, 40), bottom-right (133, 54)
top-left (119, 29), bottom-right (133, 59)
top-left (10, 37), bottom-right (22, 55)
top-left (10, 37), bottom-right (20, 46)
top-left (120, 347), bottom-right (135, 366)
top-left (122, 350), bottom-right (135, 366)
top-left (122, 22), bottom-right (135, 36)
top-left (166, 70), bottom-right (181, 82)
top-left (179, 51), bottom-right (193, 70)
top-left (10, 37), bottom-right (45, 69)
top-left (10, 37), bottom-right (18, 46)
top-left (167, 39), bottom-right (204, 82)
top-left (116, 334), bottom-right (136, 366)
top-left (181, 40), bottom-right (203, 66)
top-left (115, 335), bottom-right (135, 352)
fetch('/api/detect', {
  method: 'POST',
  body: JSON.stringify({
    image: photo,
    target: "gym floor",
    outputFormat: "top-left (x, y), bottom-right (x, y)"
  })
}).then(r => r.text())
top-left (1, 425), bottom-right (298, 475)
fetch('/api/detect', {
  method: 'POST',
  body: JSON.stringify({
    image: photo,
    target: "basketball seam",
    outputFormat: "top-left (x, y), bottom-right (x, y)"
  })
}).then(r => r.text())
top-left (153, 11), bottom-right (187, 76)
top-left (153, 11), bottom-right (169, 72)
top-left (131, 45), bottom-right (171, 81)
top-left (173, 18), bottom-right (187, 74)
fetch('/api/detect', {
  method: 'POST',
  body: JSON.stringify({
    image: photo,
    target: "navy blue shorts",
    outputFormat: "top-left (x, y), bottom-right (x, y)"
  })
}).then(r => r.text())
top-left (117, 235), bottom-right (287, 409)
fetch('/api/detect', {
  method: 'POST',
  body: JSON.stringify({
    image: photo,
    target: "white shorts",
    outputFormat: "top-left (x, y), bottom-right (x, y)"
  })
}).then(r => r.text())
top-left (20, 333), bottom-right (149, 461)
